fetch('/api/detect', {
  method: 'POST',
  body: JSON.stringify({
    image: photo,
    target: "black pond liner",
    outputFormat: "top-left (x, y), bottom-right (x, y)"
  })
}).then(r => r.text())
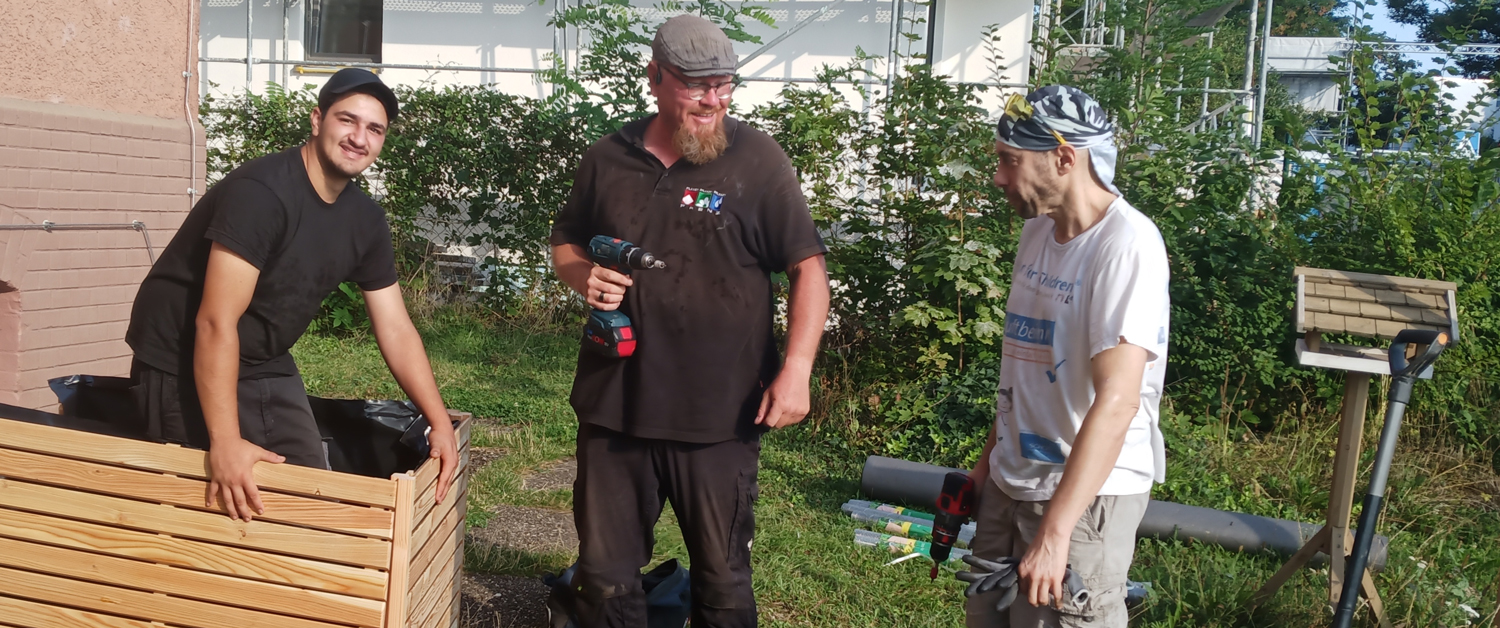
top-left (0, 374), bottom-right (440, 479)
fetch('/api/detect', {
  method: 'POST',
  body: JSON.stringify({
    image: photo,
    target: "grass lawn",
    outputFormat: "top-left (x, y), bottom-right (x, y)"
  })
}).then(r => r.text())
top-left (293, 306), bottom-right (1499, 627)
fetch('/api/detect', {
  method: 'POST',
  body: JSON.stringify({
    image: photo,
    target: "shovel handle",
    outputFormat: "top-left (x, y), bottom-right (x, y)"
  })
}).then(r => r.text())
top-left (1388, 329), bottom-right (1448, 380)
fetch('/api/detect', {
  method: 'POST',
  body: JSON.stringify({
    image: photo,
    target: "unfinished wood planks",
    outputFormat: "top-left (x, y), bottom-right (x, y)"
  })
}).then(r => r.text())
top-left (0, 411), bottom-right (472, 628)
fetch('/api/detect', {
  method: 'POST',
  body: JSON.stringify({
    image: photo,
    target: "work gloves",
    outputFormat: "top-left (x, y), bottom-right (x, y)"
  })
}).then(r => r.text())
top-left (955, 555), bottom-right (1090, 612)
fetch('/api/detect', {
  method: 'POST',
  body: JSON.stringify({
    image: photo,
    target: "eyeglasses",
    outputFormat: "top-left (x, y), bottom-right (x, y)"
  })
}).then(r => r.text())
top-left (661, 64), bottom-right (738, 101)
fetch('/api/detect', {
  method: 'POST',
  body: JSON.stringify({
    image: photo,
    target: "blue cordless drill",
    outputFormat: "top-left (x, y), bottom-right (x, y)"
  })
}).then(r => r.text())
top-left (582, 235), bottom-right (665, 358)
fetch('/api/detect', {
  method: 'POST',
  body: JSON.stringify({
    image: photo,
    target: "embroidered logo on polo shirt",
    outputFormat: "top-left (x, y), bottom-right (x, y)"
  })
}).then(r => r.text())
top-left (680, 187), bottom-right (725, 214)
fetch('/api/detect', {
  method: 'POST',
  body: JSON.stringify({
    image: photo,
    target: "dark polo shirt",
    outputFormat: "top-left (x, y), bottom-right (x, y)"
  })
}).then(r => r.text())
top-left (550, 115), bottom-right (826, 443)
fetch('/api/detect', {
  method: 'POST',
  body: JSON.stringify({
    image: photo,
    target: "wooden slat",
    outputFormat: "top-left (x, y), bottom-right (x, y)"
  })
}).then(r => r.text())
top-left (0, 507), bottom-right (386, 599)
top-left (384, 473), bottom-right (417, 628)
top-left (1406, 292), bottom-right (1441, 307)
top-left (416, 562), bottom-right (462, 628)
top-left (1344, 285), bottom-right (1378, 303)
top-left (0, 593), bottom-right (156, 628)
top-left (1309, 282), bottom-right (1346, 298)
top-left (1359, 302), bottom-right (1393, 320)
top-left (410, 485), bottom-right (468, 583)
top-left (0, 478), bottom-right (389, 568)
top-left (0, 419), bottom-right (397, 508)
top-left (1344, 316), bottom-right (1377, 337)
top-left (1421, 307), bottom-right (1452, 326)
top-left (408, 523), bottom-right (464, 618)
top-left (455, 415), bottom-right (473, 448)
top-left (1295, 274), bottom-right (1306, 332)
top-left (413, 461), bottom-right (469, 542)
top-left (409, 530), bottom-right (463, 628)
top-left (412, 448), bottom-right (470, 536)
top-left (1329, 298), bottom-right (1361, 316)
top-left (410, 488), bottom-right (467, 593)
top-left (0, 565), bottom-right (347, 628)
top-left (1387, 305), bottom-right (1427, 324)
top-left (1304, 296), bottom-right (1330, 313)
top-left (1294, 266), bottom-right (1458, 293)
top-left (1375, 319), bottom-right (1407, 339)
top-left (0, 446), bottom-right (394, 539)
top-left (411, 476), bottom-right (465, 558)
top-left (0, 536), bottom-right (383, 627)
top-left (1309, 312), bottom-right (1346, 333)
top-left (411, 554), bottom-right (459, 628)
top-left (1374, 289), bottom-right (1408, 305)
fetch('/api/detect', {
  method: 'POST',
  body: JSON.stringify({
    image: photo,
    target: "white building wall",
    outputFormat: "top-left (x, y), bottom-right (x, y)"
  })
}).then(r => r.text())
top-left (198, 0), bottom-right (1031, 116)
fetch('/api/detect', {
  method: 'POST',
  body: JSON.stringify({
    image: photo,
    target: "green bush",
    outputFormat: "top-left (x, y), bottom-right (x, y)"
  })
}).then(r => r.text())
top-left (200, 2), bottom-right (1500, 470)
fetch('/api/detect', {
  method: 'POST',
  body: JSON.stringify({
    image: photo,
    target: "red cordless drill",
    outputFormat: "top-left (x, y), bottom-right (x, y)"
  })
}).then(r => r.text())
top-left (931, 471), bottom-right (976, 580)
top-left (582, 235), bottom-right (665, 358)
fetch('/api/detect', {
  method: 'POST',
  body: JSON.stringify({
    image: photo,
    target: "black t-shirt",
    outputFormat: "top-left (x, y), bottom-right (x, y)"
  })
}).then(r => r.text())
top-left (550, 116), bottom-right (827, 443)
top-left (126, 147), bottom-right (398, 378)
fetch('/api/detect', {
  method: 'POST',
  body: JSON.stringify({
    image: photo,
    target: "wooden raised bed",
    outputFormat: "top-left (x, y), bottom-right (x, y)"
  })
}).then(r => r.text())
top-left (0, 410), bottom-right (472, 628)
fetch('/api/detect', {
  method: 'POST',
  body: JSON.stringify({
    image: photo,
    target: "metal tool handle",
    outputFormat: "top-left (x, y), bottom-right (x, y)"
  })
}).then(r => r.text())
top-left (1332, 329), bottom-right (1450, 628)
top-left (1387, 328), bottom-right (1447, 380)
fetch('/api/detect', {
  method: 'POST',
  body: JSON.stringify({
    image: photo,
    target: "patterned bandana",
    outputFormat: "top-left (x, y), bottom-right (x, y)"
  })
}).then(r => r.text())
top-left (995, 85), bottom-right (1120, 195)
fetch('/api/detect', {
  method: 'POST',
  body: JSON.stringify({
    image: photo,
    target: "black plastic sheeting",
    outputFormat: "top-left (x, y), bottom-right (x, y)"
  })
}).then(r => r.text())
top-left (0, 374), bottom-right (440, 479)
top-left (860, 455), bottom-right (1390, 571)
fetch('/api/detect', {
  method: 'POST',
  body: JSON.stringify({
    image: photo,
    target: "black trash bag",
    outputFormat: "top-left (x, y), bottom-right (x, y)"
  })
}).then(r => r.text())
top-left (47, 374), bottom-right (144, 438)
top-left (15, 373), bottom-right (440, 479)
top-left (544, 559), bottom-right (692, 628)
top-left (0, 400), bottom-right (142, 441)
top-left (305, 396), bottom-right (437, 478)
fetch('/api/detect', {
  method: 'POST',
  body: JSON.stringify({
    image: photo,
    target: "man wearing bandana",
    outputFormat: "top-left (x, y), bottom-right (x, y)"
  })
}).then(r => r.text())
top-left (549, 14), bottom-right (830, 628)
top-left (964, 86), bottom-right (1170, 627)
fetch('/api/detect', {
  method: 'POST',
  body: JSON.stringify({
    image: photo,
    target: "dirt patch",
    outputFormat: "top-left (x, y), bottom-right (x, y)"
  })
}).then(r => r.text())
top-left (461, 572), bottom-right (551, 628)
top-left (468, 504), bottom-right (578, 555)
top-left (468, 446), bottom-right (507, 472)
top-left (522, 458), bottom-right (577, 492)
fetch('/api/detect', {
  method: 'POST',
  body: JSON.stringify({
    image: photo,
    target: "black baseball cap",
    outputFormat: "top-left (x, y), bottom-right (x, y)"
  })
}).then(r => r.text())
top-left (318, 68), bottom-right (399, 123)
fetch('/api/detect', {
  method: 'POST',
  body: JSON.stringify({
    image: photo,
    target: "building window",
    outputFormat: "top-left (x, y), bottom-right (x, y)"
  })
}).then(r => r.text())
top-left (306, 0), bottom-right (382, 62)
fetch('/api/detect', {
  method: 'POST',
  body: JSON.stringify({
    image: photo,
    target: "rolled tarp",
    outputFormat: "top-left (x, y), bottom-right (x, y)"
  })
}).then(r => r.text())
top-left (860, 455), bottom-right (1387, 571)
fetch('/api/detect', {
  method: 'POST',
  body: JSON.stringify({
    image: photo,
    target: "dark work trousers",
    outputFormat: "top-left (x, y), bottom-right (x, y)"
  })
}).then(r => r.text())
top-left (130, 359), bottom-right (329, 470)
top-left (573, 422), bottom-right (761, 628)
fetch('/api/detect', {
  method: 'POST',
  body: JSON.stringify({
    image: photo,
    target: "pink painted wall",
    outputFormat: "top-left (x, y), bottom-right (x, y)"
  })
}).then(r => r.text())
top-left (0, 0), bottom-right (198, 120)
top-left (0, 0), bottom-right (203, 409)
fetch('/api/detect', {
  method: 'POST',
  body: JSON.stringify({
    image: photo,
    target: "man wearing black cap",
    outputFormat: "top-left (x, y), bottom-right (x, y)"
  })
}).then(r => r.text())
top-left (549, 13), bottom-right (830, 628)
top-left (960, 86), bottom-right (1169, 628)
top-left (126, 69), bottom-right (458, 521)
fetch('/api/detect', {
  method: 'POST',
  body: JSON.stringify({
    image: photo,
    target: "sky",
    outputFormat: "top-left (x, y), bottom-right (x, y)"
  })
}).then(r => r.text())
top-left (1361, 1), bottom-right (1443, 73)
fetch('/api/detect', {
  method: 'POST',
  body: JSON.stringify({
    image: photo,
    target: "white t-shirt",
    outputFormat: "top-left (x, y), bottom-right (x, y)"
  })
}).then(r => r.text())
top-left (989, 197), bottom-right (1170, 501)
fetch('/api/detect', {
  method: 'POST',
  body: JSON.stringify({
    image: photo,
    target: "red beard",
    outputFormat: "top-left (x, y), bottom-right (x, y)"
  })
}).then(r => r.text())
top-left (673, 107), bottom-right (729, 165)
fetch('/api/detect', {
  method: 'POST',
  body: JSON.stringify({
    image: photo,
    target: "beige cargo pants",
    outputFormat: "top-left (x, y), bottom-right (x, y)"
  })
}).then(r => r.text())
top-left (964, 478), bottom-right (1149, 628)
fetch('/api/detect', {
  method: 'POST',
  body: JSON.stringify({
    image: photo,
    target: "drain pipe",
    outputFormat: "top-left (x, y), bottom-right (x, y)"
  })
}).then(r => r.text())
top-left (185, 0), bottom-right (198, 208)
top-left (860, 456), bottom-right (1389, 571)
top-left (0, 222), bottom-right (156, 264)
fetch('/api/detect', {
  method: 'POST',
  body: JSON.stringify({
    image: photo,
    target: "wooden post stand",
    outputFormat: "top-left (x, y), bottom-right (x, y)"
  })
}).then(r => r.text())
top-left (1248, 268), bottom-right (1460, 624)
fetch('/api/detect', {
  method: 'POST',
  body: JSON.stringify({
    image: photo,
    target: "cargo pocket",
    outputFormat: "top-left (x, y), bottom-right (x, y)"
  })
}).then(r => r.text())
top-left (727, 468), bottom-right (760, 569)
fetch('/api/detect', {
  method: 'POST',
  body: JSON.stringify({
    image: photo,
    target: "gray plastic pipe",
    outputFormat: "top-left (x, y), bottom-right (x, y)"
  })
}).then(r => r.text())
top-left (861, 455), bottom-right (1387, 571)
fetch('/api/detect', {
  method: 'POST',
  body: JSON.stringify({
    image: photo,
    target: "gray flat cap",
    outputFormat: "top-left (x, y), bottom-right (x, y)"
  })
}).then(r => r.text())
top-left (652, 14), bottom-right (737, 77)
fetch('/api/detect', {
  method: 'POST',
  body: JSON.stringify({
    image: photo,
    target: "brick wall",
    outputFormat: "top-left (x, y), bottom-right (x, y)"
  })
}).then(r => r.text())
top-left (0, 97), bottom-right (203, 408)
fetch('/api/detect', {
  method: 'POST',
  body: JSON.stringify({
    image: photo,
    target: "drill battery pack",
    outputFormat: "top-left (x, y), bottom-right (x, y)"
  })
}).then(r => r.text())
top-left (583, 309), bottom-right (636, 358)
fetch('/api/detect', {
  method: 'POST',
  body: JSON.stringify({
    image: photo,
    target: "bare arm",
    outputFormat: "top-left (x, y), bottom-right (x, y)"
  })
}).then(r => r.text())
top-left (196, 242), bottom-right (285, 521)
top-left (755, 254), bottom-right (831, 428)
top-left (552, 242), bottom-right (632, 311)
top-left (365, 283), bottom-right (458, 503)
top-left (970, 423), bottom-right (999, 492)
top-left (1017, 341), bottom-right (1148, 607)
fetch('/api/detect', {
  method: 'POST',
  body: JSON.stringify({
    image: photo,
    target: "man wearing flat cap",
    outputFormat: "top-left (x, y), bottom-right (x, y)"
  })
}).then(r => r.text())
top-left (961, 86), bottom-right (1170, 627)
top-left (550, 14), bottom-right (830, 628)
top-left (127, 68), bottom-right (459, 521)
